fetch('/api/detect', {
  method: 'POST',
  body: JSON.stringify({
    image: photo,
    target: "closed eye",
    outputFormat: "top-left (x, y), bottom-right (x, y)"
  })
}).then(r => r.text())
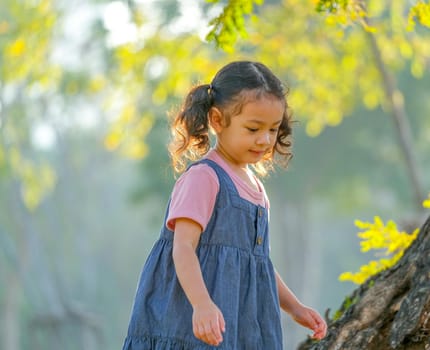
top-left (270, 128), bottom-right (279, 133)
top-left (246, 127), bottom-right (258, 132)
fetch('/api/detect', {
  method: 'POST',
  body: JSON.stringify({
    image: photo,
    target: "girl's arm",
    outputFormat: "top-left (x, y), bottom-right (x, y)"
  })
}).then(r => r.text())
top-left (275, 270), bottom-right (327, 340)
top-left (172, 218), bottom-right (225, 346)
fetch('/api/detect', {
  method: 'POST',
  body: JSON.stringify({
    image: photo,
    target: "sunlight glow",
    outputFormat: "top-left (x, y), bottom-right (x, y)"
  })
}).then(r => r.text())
top-left (167, 1), bottom-right (206, 35)
top-left (102, 0), bottom-right (214, 47)
top-left (31, 123), bottom-right (57, 150)
top-left (102, 1), bottom-right (137, 47)
top-left (145, 56), bottom-right (169, 79)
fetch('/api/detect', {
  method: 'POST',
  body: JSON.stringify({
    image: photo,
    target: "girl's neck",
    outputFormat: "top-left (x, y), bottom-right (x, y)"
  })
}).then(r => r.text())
top-left (213, 147), bottom-right (259, 192)
top-left (214, 146), bottom-right (248, 172)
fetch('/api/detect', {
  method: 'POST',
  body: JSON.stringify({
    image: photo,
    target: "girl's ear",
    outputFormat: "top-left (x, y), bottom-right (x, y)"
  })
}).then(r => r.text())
top-left (208, 107), bottom-right (224, 133)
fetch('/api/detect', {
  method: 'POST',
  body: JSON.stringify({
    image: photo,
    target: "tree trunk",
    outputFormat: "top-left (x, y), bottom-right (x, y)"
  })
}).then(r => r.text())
top-left (365, 23), bottom-right (425, 209)
top-left (297, 213), bottom-right (430, 350)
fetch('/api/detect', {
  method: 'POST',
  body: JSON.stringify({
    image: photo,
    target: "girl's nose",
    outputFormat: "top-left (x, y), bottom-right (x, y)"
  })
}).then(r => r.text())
top-left (257, 132), bottom-right (271, 145)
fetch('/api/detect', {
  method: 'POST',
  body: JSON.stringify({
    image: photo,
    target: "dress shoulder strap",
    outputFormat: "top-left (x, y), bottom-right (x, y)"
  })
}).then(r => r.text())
top-left (194, 158), bottom-right (240, 197)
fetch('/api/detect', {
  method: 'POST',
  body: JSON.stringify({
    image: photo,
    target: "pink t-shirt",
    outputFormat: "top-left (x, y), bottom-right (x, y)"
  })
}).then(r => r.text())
top-left (166, 150), bottom-right (269, 231)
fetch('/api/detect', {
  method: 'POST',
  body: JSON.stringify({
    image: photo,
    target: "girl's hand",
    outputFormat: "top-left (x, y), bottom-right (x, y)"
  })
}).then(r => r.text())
top-left (192, 300), bottom-right (226, 346)
top-left (291, 305), bottom-right (327, 340)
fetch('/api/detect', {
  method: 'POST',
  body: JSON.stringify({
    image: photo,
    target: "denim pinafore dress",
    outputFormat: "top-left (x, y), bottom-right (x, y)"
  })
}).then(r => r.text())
top-left (122, 159), bottom-right (283, 350)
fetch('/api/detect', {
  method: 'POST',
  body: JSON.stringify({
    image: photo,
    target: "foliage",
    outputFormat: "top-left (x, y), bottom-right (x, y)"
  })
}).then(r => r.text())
top-left (8, 149), bottom-right (56, 210)
top-left (339, 216), bottom-right (419, 284)
top-left (246, 0), bottom-right (430, 136)
top-left (314, 0), bottom-right (371, 30)
top-left (205, 0), bottom-right (264, 52)
top-left (314, 0), bottom-right (430, 31)
top-left (315, 0), bottom-right (349, 12)
top-left (207, 1), bottom-right (430, 52)
top-left (0, 0), bottom-right (60, 209)
top-left (103, 0), bottom-right (237, 166)
top-left (0, 0), bottom-right (58, 82)
top-left (408, 1), bottom-right (430, 30)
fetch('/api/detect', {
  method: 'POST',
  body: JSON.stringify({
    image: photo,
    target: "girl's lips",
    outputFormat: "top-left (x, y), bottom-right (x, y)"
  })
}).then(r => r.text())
top-left (249, 150), bottom-right (265, 157)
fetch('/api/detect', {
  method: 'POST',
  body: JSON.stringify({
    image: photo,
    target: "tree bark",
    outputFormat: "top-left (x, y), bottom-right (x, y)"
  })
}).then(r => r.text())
top-left (297, 213), bottom-right (430, 350)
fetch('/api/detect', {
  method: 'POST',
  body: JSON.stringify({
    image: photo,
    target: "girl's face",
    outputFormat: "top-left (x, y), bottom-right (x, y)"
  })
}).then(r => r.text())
top-left (212, 95), bottom-right (284, 169)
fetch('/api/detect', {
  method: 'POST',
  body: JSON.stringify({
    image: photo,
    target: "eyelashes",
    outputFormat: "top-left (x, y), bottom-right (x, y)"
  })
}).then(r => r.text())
top-left (246, 127), bottom-right (279, 133)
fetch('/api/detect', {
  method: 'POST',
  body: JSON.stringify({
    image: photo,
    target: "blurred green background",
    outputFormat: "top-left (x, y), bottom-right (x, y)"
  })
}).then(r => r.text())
top-left (1, 0), bottom-right (429, 349)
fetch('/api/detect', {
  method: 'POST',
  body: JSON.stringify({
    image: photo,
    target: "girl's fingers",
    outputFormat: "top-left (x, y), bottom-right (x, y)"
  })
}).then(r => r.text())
top-left (196, 324), bottom-right (205, 341)
top-left (219, 312), bottom-right (226, 332)
top-left (195, 321), bottom-right (222, 346)
top-left (205, 322), bottom-right (218, 345)
top-left (192, 305), bottom-right (225, 345)
top-left (310, 312), bottom-right (327, 339)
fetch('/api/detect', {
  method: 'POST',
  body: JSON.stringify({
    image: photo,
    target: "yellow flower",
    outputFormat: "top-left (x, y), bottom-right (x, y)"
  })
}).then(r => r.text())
top-left (339, 216), bottom-right (419, 285)
top-left (423, 193), bottom-right (430, 208)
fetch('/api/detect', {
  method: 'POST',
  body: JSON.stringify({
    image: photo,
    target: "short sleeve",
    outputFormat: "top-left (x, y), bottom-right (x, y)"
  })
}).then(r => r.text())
top-left (166, 164), bottom-right (219, 231)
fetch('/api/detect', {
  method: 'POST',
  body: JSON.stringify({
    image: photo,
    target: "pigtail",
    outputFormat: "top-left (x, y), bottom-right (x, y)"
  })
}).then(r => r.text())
top-left (168, 84), bottom-right (213, 174)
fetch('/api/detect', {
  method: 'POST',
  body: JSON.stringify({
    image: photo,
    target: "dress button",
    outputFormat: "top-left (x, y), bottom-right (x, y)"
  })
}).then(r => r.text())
top-left (256, 236), bottom-right (263, 245)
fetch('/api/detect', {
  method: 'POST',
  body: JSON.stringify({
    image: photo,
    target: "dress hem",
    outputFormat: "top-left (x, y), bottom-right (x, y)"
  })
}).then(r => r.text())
top-left (122, 335), bottom-right (219, 350)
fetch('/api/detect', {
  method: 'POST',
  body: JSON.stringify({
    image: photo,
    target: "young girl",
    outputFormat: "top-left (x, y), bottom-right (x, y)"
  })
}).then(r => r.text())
top-left (122, 61), bottom-right (327, 349)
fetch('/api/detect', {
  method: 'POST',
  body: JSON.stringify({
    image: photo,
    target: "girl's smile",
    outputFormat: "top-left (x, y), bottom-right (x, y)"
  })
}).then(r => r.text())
top-left (249, 150), bottom-right (266, 158)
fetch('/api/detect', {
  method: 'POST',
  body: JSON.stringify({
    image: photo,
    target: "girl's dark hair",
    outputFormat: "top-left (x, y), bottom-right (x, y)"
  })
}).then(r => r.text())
top-left (168, 61), bottom-right (293, 175)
